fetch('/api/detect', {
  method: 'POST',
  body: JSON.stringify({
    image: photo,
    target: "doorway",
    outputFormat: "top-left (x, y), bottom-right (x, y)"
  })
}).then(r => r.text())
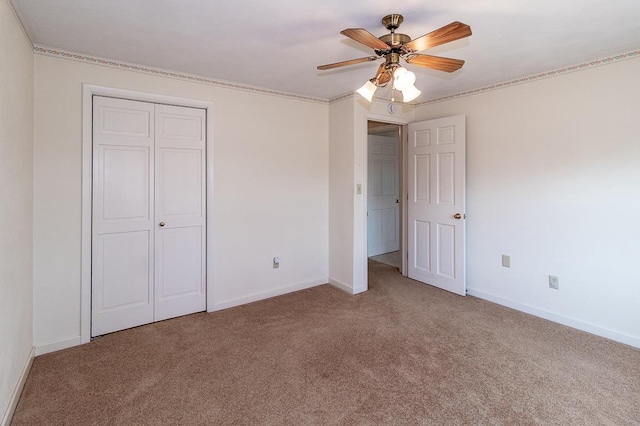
top-left (367, 120), bottom-right (402, 270)
top-left (363, 114), bottom-right (467, 297)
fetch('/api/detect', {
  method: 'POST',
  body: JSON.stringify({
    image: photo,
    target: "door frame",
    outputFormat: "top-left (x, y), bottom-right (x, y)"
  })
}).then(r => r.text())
top-left (80, 84), bottom-right (214, 344)
top-left (360, 113), bottom-right (410, 292)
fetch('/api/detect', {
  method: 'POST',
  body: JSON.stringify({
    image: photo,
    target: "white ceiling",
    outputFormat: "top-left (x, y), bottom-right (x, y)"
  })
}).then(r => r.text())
top-left (12, 0), bottom-right (640, 102)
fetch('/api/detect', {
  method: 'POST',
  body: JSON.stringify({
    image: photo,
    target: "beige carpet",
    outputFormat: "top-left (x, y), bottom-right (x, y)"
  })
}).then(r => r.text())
top-left (13, 261), bottom-right (640, 425)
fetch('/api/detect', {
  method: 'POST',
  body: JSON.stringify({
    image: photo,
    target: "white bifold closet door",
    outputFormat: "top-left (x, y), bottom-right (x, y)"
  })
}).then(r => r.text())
top-left (92, 96), bottom-right (206, 337)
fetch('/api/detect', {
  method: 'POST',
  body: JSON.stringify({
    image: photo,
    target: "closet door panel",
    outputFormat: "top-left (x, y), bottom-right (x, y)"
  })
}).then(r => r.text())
top-left (92, 96), bottom-right (155, 337)
top-left (154, 104), bottom-right (206, 321)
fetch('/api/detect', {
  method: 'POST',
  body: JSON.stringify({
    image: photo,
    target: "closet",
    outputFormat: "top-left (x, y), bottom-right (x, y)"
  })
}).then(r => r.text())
top-left (91, 96), bottom-right (206, 336)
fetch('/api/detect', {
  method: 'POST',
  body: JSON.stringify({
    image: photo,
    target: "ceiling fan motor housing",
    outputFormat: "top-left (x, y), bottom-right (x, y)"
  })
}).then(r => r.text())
top-left (381, 14), bottom-right (403, 30)
top-left (379, 32), bottom-right (411, 48)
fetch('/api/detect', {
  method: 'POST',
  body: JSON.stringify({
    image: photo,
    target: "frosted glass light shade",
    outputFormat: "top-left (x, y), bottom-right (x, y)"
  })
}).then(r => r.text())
top-left (402, 84), bottom-right (421, 102)
top-left (393, 67), bottom-right (416, 91)
top-left (356, 80), bottom-right (377, 102)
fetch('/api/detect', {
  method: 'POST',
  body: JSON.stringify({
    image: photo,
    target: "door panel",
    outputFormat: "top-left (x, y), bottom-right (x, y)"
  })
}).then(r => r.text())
top-left (415, 220), bottom-right (431, 272)
top-left (158, 148), bottom-right (203, 217)
top-left (99, 146), bottom-right (150, 221)
top-left (98, 231), bottom-right (151, 310)
top-left (368, 210), bottom-right (382, 248)
top-left (92, 96), bottom-right (155, 336)
top-left (408, 116), bottom-right (466, 295)
top-left (154, 104), bottom-right (206, 321)
top-left (156, 225), bottom-right (203, 298)
top-left (367, 134), bottom-right (400, 257)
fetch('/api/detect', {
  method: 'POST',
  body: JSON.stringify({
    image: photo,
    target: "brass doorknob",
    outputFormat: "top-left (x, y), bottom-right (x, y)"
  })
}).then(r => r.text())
top-left (453, 213), bottom-right (462, 220)
top-left (159, 222), bottom-right (165, 227)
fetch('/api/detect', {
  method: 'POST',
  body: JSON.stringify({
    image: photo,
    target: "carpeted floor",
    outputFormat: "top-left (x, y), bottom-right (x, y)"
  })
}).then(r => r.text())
top-left (13, 261), bottom-right (640, 425)
top-left (369, 250), bottom-right (401, 269)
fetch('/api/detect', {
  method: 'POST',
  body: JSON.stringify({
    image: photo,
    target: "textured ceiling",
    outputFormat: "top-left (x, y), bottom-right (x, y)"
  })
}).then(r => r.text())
top-left (12, 0), bottom-right (640, 102)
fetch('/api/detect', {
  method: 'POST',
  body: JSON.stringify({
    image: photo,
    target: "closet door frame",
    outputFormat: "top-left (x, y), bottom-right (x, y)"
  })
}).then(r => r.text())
top-left (81, 84), bottom-right (214, 345)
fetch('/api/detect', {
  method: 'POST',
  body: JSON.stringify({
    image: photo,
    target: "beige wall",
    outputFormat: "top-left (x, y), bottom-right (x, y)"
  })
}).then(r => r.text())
top-left (328, 97), bottom-right (355, 289)
top-left (0, 0), bottom-right (34, 421)
top-left (416, 58), bottom-right (640, 346)
top-left (33, 54), bottom-right (329, 351)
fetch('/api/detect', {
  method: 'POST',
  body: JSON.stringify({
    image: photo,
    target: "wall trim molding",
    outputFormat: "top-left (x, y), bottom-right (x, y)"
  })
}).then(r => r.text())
top-left (329, 92), bottom-right (355, 104)
top-left (419, 49), bottom-right (640, 105)
top-left (329, 91), bottom-right (419, 106)
top-left (467, 288), bottom-right (640, 349)
top-left (1, 346), bottom-right (34, 426)
top-left (328, 278), bottom-right (353, 294)
top-left (34, 45), bottom-right (328, 105)
top-left (211, 277), bottom-right (327, 311)
top-left (35, 337), bottom-right (82, 356)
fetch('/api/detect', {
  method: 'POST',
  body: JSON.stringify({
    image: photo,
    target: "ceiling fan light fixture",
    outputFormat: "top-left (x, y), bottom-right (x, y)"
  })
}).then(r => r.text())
top-left (393, 67), bottom-right (416, 91)
top-left (357, 79), bottom-right (378, 102)
top-left (401, 84), bottom-right (421, 102)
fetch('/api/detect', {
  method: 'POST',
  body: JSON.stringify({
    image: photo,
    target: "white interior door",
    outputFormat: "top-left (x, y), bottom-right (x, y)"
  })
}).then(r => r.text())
top-left (367, 134), bottom-right (400, 257)
top-left (154, 104), bottom-right (206, 321)
top-left (407, 115), bottom-right (466, 295)
top-left (92, 97), bottom-right (206, 337)
top-left (92, 96), bottom-right (155, 336)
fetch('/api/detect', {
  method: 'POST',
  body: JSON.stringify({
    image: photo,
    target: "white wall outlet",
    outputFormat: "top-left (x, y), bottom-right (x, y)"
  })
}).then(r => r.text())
top-left (549, 275), bottom-right (559, 289)
top-left (273, 256), bottom-right (280, 269)
top-left (356, 183), bottom-right (362, 195)
top-left (502, 255), bottom-right (510, 268)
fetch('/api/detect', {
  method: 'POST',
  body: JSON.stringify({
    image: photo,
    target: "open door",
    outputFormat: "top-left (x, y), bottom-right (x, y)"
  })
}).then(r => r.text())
top-left (407, 115), bottom-right (466, 295)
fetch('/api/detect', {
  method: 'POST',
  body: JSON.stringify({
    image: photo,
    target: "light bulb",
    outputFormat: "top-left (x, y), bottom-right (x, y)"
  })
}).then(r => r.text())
top-left (356, 79), bottom-right (377, 102)
top-left (401, 84), bottom-right (421, 102)
top-left (393, 67), bottom-right (416, 91)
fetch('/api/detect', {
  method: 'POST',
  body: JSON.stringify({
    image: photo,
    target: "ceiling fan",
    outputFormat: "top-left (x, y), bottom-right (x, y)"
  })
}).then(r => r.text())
top-left (318, 14), bottom-right (472, 102)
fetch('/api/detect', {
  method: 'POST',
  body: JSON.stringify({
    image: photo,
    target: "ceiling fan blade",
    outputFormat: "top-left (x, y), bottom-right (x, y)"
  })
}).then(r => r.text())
top-left (405, 54), bottom-right (465, 72)
top-left (317, 56), bottom-right (379, 70)
top-left (404, 21), bottom-right (472, 52)
top-left (341, 28), bottom-right (390, 51)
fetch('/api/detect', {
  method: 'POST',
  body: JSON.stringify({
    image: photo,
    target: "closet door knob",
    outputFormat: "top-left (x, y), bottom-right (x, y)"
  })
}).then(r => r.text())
top-left (159, 222), bottom-right (165, 227)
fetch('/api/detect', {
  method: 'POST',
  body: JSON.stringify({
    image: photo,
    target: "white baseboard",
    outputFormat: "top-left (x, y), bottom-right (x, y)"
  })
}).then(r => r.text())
top-left (329, 278), bottom-right (368, 295)
top-left (352, 286), bottom-right (367, 295)
top-left (35, 336), bottom-right (82, 356)
top-left (467, 288), bottom-right (640, 349)
top-left (329, 278), bottom-right (370, 295)
top-left (210, 277), bottom-right (327, 311)
top-left (1, 346), bottom-right (34, 426)
top-left (329, 278), bottom-right (352, 293)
